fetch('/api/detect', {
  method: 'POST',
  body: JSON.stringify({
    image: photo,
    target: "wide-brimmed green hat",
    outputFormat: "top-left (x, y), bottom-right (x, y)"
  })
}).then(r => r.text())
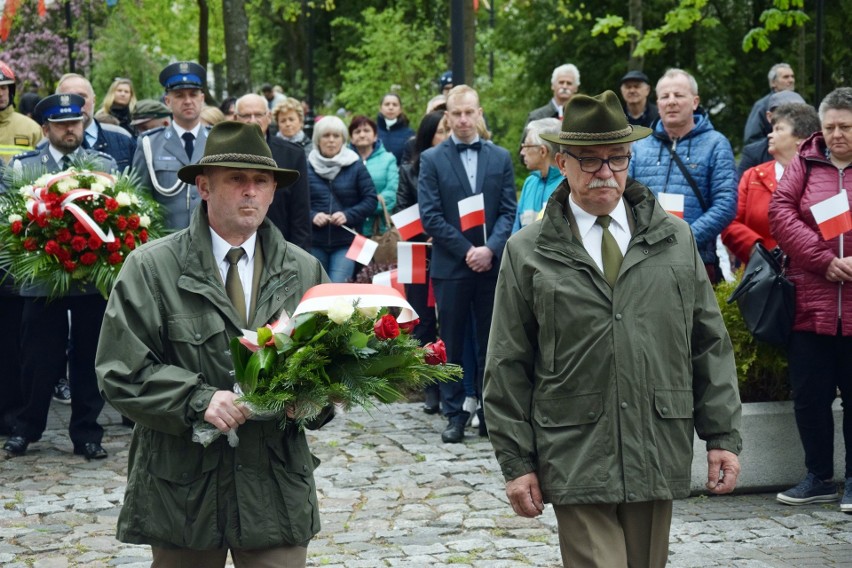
top-left (541, 90), bottom-right (652, 146)
top-left (178, 121), bottom-right (299, 187)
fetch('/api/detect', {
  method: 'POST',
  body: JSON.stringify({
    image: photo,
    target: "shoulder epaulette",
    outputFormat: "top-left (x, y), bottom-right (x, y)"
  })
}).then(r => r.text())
top-left (137, 126), bottom-right (167, 138)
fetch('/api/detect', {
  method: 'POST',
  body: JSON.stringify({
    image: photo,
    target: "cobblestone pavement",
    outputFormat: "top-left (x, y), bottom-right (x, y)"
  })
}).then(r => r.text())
top-left (1, 401), bottom-right (851, 567)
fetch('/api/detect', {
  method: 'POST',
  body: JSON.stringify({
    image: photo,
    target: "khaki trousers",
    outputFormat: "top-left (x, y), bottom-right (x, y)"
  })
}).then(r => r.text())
top-left (553, 500), bottom-right (673, 568)
top-left (151, 545), bottom-right (308, 568)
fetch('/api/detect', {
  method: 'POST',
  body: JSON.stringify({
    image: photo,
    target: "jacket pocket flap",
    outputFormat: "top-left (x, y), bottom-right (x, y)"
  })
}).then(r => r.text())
top-left (267, 435), bottom-right (316, 476)
top-left (533, 392), bottom-right (603, 427)
top-left (147, 438), bottom-right (218, 484)
top-left (654, 388), bottom-right (693, 419)
top-left (167, 312), bottom-right (225, 346)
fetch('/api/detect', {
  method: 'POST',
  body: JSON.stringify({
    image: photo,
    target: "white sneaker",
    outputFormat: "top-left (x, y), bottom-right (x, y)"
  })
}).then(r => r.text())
top-left (462, 396), bottom-right (477, 425)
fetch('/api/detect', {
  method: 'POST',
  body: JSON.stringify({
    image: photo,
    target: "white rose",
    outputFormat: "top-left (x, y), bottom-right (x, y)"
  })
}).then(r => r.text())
top-left (8, 214), bottom-right (22, 223)
top-left (130, 194), bottom-right (140, 206)
top-left (18, 184), bottom-right (33, 196)
top-left (90, 182), bottom-right (105, 194)
top-left (138, 214), bottom-right (151, 228)
top-left (95, 174), bottom-right (114, 188)
top-left (57, 180), bottom-right (76, 194)
top-left (115, 192), bottom-right (132, 207)
top-left (326, 298), bottom-right (355, 325)
top-left (357, 305), bottom-right (379, 319)
top-left (34, 174), bottom-right (53, 186)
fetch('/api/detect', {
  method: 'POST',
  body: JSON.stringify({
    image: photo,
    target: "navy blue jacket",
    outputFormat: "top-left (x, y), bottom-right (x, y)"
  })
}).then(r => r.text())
top-left (376, 114), bottom-right (413, 164)
top-left (93, 121), bottom-right (136, 173)
top-left (308, 159), bottom-right (377, 250)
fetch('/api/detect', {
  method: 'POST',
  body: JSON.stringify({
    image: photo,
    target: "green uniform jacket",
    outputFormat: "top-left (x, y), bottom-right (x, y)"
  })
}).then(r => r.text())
top-left (96, 205), bottom-right (331, 549)
top-left (483, 179), bottom-right (742, 505)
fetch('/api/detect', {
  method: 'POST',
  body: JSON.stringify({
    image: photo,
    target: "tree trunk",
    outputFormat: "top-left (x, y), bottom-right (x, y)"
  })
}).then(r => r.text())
top-left (198, 0), bottom-right (210, 102)
top-left (222, 0), bottom-right (252, 97)
top-left (463, 0), bottom-right (475, 85)
top-left (628, 0), bottom-right (643, 70)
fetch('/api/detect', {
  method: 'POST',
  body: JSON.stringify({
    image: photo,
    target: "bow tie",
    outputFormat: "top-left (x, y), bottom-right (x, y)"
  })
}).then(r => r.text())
top-left (456, 141), bottom-right (482, 152)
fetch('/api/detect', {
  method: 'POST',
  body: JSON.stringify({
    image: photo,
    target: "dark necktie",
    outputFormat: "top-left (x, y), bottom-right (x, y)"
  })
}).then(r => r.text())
top-left (456, 141), bottom-right (482, 152)
top-left (596, 215), bottom-right (623, 288)
top-left (61, 155), bottom-right (71, 170)
top-left (182, 132), bottom-right (195, 159)
top-left (225, 247), bottom-right (247, 326)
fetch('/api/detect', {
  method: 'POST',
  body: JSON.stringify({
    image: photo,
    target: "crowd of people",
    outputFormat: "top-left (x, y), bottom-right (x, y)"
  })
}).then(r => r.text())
top-left (0, 55), bottom-right (850, 568)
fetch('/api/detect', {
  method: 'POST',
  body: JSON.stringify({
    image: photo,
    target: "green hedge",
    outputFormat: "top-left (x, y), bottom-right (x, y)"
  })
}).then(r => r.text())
top-left (714, 279), bottom-right (791, 402)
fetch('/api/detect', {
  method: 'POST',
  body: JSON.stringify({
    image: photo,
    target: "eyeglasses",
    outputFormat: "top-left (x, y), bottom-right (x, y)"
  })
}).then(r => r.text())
top-left (563, 150), bottom-right (631, 173)
top-left (520, 144), bottom-right (543, 150)
top-left (236, 112), bottom-right (268, 121)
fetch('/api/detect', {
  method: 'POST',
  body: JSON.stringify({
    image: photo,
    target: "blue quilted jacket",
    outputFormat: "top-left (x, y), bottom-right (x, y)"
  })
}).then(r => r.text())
top-left (629, 112), bottom-right (737, 265)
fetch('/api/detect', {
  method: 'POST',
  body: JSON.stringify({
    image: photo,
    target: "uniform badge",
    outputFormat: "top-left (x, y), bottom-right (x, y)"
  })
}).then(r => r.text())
top-left (179, 62), bottom-right (189, 73)
top-left (60, 94), bottom-right (70, 106)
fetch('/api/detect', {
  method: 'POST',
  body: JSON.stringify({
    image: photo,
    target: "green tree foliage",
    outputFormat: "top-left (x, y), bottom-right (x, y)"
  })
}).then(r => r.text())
top-left (333, 6), bottom-right (444, 123)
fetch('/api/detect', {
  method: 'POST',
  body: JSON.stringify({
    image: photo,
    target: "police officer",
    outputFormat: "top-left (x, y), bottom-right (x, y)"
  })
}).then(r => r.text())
top-left (3, 94), bottom-right (116, 460)
top-left (0, 61), bottom-right (42, 164)
top-left (131, 61), bottom-right (209, 230)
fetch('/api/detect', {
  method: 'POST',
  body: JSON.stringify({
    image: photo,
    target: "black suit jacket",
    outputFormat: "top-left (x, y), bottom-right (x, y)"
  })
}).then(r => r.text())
top-left (267, 136), bottom-right (312, 251)
top-left (737, 138), bottom-right (771, 180)
top-left (93, 120), bottom-right (137, 173)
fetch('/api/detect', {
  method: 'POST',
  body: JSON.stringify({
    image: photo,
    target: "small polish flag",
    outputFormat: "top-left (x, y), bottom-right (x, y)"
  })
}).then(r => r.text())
top-left (458, 193), bottom-right (486, 232)
top-left (811, 191), bottom-right (852, 241)
top-left (658, 192), bottom-right (684, 218)
top-left (397, 242), bottom-right (428, 284)
top-left (345, 234), bottom-right (378, 265)
top-left (372, 269), bottom-right (406, 296)
top-left (390, 204), bottom-right (424, 241)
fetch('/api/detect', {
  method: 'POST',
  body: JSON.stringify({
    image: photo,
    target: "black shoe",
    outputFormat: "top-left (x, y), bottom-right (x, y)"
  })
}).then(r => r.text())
top-left (53, 378), bottom-right (71, 405)
top-left (74, 442), bottom-right (107, 460)
top-left (478, 418), bottom-right (488, 437)
top-left (3, 435), bottom-right (29, 456)
top-left (423, 387), bottom-right (440, 414)
top-left (441, 421), bottom-right (465, 443)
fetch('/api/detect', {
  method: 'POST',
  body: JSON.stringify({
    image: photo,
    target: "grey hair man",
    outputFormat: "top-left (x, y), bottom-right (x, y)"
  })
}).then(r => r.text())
top-left (743, 62), bottom-right (797, 145)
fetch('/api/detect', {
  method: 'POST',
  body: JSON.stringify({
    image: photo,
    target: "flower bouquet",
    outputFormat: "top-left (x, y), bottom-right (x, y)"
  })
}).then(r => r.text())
top-left (0, 163), bottom-right (164, 298)
top-left (193, 283), bottom-right (460, 446)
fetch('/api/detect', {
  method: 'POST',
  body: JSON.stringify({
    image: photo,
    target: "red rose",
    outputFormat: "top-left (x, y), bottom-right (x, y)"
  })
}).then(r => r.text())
top-left (116, 216), bottom-right (128, 231)
top-left (80, 252), bottom-right (98, 266)
top-left (424, 339), bottom-right (447, 365)
top-left (127, 215), bottom-right (140, 230)
top-left (23, 237), bottom-right (38, 251)
top-left (70, 236), bottom-right (87, 252)
top-left (107, 252), bottom-right (122, 265)
top-left (399, 318), bottom-right (420, 334)
top-left (44, 240), bottom-right (61, 256)
top-left (93, 208), bottom-right (108, 223)
top-left (373, 314), bottom-right (400, 340)
top-left (56, 228), bottom-right (72, 242)
top-left (104, 197), bottom-right (119, 211)
top-left (88, 236), bottom-right (102, 250)
top-left (139, 229), bottom-right (148, 243)
top-left (10, 220), bottom-right (23, 234)
top-left (62, 260), bottom-right (76, 272)
top-left (106, 240), bottom-right (121, 252)
top-left (56, 247), bottom-right (71, 262)
top-left (124, 232), bottom-right (136, 250)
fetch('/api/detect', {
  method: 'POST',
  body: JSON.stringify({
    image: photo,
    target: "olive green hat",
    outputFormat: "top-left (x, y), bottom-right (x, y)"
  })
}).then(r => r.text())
top-left (541, 90), bottom-right (652, 146)
top-left (178, 121), bottom-right (299, 187)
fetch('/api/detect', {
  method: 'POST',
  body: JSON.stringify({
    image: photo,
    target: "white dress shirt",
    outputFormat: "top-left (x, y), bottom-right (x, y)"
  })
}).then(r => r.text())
top-left (211, 229), bottom-right (257, 315)
top-left (569, 195), bottom-right (630, 274)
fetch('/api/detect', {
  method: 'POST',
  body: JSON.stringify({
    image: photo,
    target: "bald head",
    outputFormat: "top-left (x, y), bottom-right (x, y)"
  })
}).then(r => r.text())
top-left (234, 94), bottom-right (271, 135)
top-left (56, 74), bottom-right (96, 126)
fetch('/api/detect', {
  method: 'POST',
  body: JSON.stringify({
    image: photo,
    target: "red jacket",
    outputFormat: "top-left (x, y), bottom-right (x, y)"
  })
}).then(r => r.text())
top-left (769, 132), bottom-right (852, 335)
top-left (722, 160), bottom-right (778, 265)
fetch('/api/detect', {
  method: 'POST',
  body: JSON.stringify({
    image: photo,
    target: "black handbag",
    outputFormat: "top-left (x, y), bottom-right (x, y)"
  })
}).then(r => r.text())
top-left (726, 243), bottom-right (795, 345)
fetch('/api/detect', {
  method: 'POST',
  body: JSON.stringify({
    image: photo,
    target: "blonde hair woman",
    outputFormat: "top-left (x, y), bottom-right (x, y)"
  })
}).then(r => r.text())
top-left (273, 97), bottom-right (312, 155)
top-left (100, 77), bottom-right (137, 134)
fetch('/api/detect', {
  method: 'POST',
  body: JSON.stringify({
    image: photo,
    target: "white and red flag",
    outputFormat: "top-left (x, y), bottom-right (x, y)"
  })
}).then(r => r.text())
top-left (810, 191), bottom-right (852, 241)
top-left (458, 193), bottom-right (486, 232)
top-left (345, 234), bottom-right (378, 265)
top-left (396, 242), bottom-right (428, 284)
top-left (658, 192), bottom-right (684, 219)
top-left (371, 269), bottom-right (406, 296)
top-left (390, 204), bottom-right (424, 240)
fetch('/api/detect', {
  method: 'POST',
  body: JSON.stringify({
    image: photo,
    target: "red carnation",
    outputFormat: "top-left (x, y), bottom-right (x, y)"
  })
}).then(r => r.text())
top-left (44, 240), bottom-right (61, 256)
top-left (399, 318), bottom-right (420, 334)
top-left (35, 215), bottom-right (49, 227)
top-left (373, 314), bottom-right (400, 340)
top-left (104, 197), bottom-right (119, 211)
top-left (116, 216), bottom-right (128, 231)
top-left (23, 237), bottom-right (38, 251)
top-left (71, 236), bottom-right (87, 252)
top-left (80, 252), bottom-right (98, 266)
top-left (127, 215), bottom-right (140, 230)
top-left (56, 248), bottom-right (71, 262)
top-left (93, 208), bottom-right (108, 223)
top-left (50, 207), bottom-right (63, 219)
top-left (56, 228), bottom-right (72, 242)
top-left (107, 252), bottom-right (123, 265)
top-left (73, 221), bottom-right (86, 234)
top-left (424, 339), bottom-right (447, 365)
top-left (62, 260), bottom-right (77, 272)
top-left (139, 229), bottom-right (148, 243)
top-left (10, 220), bottom-right (23, 234)
top-left (88, 236), bottom-right (103, 250)
top-left (106, 240), bottom-right (121, 252)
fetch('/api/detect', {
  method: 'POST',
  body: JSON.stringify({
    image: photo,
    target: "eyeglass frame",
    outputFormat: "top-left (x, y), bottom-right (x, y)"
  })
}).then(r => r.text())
top-left (236, 112), bottom-right (269, 121)
top-left (560, 149), bottom-right (632, 173)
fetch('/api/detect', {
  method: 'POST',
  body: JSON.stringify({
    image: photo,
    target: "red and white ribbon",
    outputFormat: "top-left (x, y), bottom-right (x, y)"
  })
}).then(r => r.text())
top-left (24, 174), bottom-right (117, 243)
top-left (293, 283), bottom-right (419, 323)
